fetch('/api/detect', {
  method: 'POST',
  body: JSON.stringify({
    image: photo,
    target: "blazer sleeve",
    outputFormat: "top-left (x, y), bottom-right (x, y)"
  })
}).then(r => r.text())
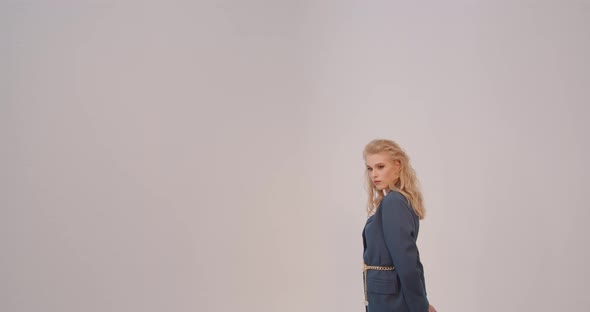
top-left (380, 195), bottom-right (429, 312)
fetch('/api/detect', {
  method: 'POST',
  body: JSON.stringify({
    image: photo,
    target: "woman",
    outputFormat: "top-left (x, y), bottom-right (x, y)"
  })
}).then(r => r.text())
top-left (361, 139), bottom-right (436, 312)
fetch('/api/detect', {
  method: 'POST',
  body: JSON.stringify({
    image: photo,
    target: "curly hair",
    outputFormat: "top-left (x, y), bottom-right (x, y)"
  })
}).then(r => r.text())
top-left (363, 139), bottom-right (426, 220)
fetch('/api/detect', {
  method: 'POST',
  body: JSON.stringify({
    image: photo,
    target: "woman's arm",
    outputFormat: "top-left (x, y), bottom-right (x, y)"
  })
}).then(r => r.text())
top-left (380, 195), bottom-right (430, 312)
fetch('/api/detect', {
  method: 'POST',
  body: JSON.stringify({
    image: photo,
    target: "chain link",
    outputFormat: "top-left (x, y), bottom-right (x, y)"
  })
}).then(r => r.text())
top-left (362, 262), bottom-right (395, 306)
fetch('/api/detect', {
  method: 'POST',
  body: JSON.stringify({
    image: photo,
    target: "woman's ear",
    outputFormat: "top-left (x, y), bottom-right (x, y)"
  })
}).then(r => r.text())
top-left (393, 160), bottom-right (401, 174)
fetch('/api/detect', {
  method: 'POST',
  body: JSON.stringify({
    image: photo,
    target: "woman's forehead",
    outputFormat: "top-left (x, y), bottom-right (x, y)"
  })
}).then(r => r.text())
top-left (365, 153), bottom-right (391, 165)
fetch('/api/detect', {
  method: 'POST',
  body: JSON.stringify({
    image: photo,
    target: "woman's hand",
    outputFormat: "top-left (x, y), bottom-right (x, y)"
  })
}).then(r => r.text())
top-left (428, 304), bottom-right (437, 312)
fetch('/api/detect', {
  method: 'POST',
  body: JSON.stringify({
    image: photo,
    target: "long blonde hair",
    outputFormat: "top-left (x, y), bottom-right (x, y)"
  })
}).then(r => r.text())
top-left (363, 139), bottom-right (426, 220)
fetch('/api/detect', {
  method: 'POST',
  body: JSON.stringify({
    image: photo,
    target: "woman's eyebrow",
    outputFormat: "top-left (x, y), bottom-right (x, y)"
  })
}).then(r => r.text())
top-left (366, 163), bottom-right (385, 168)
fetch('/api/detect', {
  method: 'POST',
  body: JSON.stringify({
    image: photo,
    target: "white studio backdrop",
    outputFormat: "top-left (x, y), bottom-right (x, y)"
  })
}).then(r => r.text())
top-left (2, 1), bottom-right (589, 312)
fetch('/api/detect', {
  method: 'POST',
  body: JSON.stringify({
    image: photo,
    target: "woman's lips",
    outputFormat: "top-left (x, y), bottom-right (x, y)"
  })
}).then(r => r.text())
top-left (374, 181), bottom-right (381, 184)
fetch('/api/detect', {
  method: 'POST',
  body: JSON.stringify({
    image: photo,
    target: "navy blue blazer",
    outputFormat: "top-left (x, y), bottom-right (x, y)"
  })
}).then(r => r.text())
top-left (362, 190), bottom-right (429, 312)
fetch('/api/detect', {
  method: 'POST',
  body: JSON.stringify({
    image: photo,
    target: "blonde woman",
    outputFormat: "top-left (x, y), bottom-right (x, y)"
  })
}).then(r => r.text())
top-left (361, 139), bottom-right (436, 312)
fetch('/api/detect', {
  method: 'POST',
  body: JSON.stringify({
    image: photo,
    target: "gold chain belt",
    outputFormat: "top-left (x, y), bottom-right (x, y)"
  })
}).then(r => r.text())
top-left (362, 262), bottom-right (395, 306)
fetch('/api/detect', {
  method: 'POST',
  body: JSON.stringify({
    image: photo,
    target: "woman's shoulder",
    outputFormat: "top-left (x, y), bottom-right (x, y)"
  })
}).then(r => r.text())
top-left (383, 189), bottom-right (409, 206)
top-left (381, 190), bottom-right (415, 215)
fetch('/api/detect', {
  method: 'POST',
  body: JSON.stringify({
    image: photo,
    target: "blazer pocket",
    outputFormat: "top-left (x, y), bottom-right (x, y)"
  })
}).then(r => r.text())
top-left (367, 277), bottom-right (400, 295)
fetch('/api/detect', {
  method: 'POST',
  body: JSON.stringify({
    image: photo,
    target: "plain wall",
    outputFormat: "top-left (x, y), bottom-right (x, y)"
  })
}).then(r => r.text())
top-left (2, 1), bottom-right (589, 311)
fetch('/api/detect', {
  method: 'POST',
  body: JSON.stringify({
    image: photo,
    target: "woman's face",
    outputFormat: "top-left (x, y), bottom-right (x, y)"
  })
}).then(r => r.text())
top-left (365, 152), bottom-right (401, 191)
